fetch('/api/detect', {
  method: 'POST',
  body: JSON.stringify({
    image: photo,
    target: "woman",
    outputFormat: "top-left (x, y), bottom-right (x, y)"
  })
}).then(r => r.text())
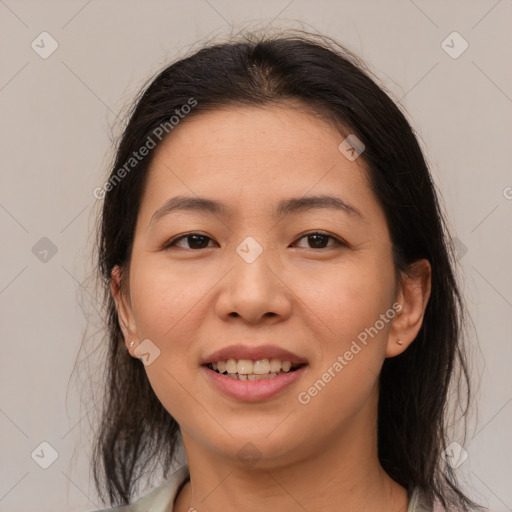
top-left (90, 30), bottom-right (483, 512)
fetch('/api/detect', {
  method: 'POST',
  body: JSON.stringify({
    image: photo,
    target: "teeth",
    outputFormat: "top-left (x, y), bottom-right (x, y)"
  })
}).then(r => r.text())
top-left (226, 359), bottom-right (237, 373)
top-left (237, 359), bottom-right (253, 374)
top-left (281, 360), bottom-right (291, 372)
top-left (223, 371), bottom-right (282, 380)
top-left (269, 358), bottom-right (282, 373)
top-left (207, 358), bottom-right (300, 378)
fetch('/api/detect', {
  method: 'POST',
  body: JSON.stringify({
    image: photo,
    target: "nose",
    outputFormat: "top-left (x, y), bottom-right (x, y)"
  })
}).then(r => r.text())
top-left (214, 246), bottom-right (292, 325)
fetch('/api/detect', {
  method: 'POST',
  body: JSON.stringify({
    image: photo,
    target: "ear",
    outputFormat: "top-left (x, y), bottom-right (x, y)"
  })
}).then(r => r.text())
top-left (110, 265), bottom-right (138, 350)
top-left (386, 259), bottom-right (432, 358)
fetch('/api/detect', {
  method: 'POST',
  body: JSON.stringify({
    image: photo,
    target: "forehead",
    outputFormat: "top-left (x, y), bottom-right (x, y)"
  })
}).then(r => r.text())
top-left (152, 103), bottom-right (344, 169)
top-left (137, 104), bottom-right (378, 224)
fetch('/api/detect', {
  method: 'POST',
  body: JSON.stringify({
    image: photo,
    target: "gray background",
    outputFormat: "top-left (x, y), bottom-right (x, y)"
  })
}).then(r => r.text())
top-left (1, 1), bottom-right (511, 511)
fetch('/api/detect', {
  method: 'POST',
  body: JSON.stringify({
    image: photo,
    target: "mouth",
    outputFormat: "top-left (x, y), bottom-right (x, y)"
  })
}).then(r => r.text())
top-left (201, 359), bottom-right (309, 402)
top-left (203, 359), bottom-right (308, 380)
top-left (200, 345), bottom-right (309, 400)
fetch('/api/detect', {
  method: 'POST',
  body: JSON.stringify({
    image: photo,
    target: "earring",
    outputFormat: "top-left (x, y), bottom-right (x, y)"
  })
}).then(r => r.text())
top-left (129, 341), bottom-right (135, 349)
top-left (397, 338), bottom-right (404, 345)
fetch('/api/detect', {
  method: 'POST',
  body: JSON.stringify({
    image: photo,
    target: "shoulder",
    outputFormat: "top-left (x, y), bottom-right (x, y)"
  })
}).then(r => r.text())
top-left (93, 464), bottom-right (190, 512)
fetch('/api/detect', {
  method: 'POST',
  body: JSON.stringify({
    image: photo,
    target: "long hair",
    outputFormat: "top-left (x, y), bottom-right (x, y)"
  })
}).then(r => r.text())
top-left (90, 29), bottom-right (481, 510)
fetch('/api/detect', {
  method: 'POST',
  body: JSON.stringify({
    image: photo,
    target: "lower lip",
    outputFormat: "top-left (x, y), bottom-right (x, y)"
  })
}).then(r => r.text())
top-left (201, 365), bottom-right (308, 402)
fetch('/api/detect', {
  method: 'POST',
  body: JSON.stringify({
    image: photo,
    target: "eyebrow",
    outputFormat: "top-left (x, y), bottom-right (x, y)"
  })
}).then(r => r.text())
top-left (148, 193), bottom-right (364, 229)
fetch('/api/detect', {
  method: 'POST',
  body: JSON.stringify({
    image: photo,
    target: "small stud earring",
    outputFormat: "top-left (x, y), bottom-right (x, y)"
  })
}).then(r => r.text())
top-left (397, 338), bottom-right (404, 345)
top-left (129, 341), bottom-right (135, 348)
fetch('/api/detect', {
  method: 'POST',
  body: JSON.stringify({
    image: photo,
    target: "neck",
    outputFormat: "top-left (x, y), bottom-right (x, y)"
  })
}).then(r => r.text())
top-left (174, 406), bottom-right (408, 512)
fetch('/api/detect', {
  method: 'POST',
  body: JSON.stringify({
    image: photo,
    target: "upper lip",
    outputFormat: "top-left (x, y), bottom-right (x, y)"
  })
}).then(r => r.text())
top-left (201, 344), bottom-right (308, 366)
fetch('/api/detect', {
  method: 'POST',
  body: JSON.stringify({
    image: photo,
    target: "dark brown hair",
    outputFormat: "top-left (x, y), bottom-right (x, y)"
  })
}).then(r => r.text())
top-left (89, 29), bottom-right (482, 510)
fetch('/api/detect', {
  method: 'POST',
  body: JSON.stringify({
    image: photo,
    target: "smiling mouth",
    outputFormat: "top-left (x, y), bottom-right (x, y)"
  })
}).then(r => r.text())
top-left (205, 359), bottom-right (307, 380)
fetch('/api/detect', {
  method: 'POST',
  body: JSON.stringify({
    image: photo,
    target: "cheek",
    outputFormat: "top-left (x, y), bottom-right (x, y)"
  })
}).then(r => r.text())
top-left (298, 256), bottom-right (396, 345)
top-left (296, 257), bottom-right (396, 420)
top-left (293, 266), bottom-right (394, 431)
top-left (129, 254), bottom-right (210, 339)
top-left (127, 256), bottom-right (212, 424)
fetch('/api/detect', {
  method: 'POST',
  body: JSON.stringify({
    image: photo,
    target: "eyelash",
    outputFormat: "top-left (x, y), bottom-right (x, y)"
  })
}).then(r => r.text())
top-left (162, 231), bottom-right (346, 251)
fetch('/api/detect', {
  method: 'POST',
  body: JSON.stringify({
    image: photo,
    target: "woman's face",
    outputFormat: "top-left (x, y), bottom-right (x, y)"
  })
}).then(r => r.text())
top-left (113, 104), bottom-right (425, 467)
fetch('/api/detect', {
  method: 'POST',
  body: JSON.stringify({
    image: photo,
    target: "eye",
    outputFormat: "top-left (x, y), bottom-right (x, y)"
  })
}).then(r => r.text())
top-left (292, 231), bottom-right (345, 249)
top-left (162, 232), bottom-right (216, 250)
top-left (162, 231), bottom-right (345, 251)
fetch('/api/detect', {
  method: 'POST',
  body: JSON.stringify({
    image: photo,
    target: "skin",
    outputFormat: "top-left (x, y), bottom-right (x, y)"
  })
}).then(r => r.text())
top-left (111, 102), bottom-right (431, 512)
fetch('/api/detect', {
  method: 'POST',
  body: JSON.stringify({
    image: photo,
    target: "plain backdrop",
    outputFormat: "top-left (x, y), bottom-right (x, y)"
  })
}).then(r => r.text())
top-left (1, 1), bottom-right (511, 511)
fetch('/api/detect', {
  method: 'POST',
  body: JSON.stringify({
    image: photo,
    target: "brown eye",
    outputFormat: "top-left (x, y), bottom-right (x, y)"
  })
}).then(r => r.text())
top-left (293, 232), bottom-right (344, 249)
top-left (162, 231), bottom-right (344, 251)
top-left (163, 233), bottom-right (215, 250)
